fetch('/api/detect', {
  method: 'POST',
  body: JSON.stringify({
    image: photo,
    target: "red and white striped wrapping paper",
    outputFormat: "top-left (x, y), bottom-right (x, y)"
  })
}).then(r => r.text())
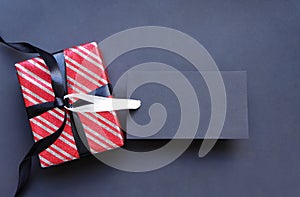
top-left (15, 42), bottom-right (124, 167)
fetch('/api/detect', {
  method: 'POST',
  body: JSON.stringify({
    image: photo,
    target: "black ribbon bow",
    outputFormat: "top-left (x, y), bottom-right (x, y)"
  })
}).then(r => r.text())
top-left (0, 37), bottom-right (110, 196)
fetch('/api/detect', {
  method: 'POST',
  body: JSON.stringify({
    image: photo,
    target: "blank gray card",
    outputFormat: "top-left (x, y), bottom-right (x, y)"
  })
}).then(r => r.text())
top-left (124, 71), bottom-right (248, 139)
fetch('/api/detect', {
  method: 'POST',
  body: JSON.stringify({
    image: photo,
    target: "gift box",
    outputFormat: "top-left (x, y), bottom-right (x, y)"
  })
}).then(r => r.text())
top-left (15, 42), bottom-right (124, 168)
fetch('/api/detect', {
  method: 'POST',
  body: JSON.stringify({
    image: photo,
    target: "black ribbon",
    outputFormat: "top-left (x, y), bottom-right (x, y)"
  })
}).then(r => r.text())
top-left (0, 37), bottom-right (109, 196)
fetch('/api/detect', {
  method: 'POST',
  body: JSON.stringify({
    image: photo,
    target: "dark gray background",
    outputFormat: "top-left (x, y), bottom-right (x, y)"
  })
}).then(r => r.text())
top-left (0, 0), bottom-right (299, 196)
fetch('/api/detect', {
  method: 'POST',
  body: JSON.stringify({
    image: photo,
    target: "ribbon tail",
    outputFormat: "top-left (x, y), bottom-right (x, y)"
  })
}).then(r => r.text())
top-left (15, 110), bottom-right (68, 197)
top-left (0, 36), bottom-right (66, 100)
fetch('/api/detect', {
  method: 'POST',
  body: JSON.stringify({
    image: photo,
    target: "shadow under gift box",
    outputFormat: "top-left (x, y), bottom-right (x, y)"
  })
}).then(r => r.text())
top-left (15, 42), bottom-right (124, 168)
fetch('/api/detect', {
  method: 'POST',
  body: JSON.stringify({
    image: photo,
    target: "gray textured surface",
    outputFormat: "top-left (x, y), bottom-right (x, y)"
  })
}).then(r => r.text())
top-left (0, 0), bottom-right (299, 196)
